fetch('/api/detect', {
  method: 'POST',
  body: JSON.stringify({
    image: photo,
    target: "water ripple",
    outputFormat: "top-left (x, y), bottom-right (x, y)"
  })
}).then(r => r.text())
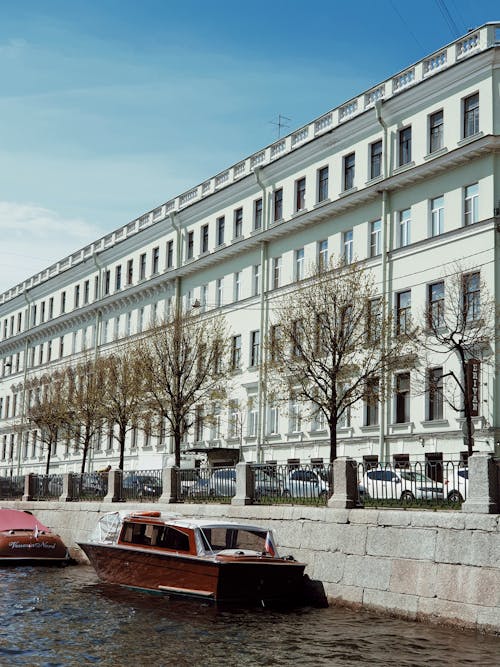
top-left (0, 565), bottom-right (498, 666)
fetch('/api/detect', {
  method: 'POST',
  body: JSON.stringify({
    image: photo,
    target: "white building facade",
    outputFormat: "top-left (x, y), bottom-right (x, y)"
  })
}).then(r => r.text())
top-left (1, 23), bottom-right (500, 474)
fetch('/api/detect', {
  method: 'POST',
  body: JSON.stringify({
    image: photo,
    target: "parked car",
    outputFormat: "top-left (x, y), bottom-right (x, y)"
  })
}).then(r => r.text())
top-left (210, 468), bottom-right (236, 497)
top-left (122, 474), bottom-right (159, 498)
top-left (282, 469), bottom-right (329, 499)
top-left (187, 477), bottom-right (210, 498)
top-left (444, 467), bottom-right (468, 502)
top-left (362, 468), bottom-right (443, 501)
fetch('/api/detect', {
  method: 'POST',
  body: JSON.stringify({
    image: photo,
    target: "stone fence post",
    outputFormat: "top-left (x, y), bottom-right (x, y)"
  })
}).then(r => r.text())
top-left (159, 466), bottom-right (180, 503)
top-left (104, 469), bottom-right (123, 503)
top-left (22, 473), bottom-right (35, 502)
top-left (59, 473), bottom-right (75, 502)
top-left (231, 462), bottom-right (253, 506)
top-left (328, 457), bottom-right (359, 509)
top-left (462, 451), bottom-right (499, 514)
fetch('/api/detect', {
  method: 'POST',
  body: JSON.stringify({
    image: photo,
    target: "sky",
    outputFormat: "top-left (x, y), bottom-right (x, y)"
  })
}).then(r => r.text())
top-left (0, 0), bottom-right (498, 293)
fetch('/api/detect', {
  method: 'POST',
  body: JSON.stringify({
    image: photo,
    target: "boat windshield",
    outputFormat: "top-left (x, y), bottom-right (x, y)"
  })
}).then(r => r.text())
top-left (200, 527), bottom-right (269, 554)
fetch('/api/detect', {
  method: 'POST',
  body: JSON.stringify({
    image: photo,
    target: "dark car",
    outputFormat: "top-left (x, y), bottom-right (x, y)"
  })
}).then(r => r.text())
top-left (122, 474), bottom-right (159, 498)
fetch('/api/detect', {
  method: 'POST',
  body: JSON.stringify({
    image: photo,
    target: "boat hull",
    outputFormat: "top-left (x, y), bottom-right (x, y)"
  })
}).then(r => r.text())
top-left (78, 542), bottom-right (305, 603)
top-left (0, 532), bottom-right (69, 562)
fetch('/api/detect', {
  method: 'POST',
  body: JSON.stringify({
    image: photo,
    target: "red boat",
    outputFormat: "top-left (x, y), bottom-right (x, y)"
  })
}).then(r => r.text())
top-left (0, 508), bottom-right (69, 563)
top-left (78, 511), bottom-right (306, 604)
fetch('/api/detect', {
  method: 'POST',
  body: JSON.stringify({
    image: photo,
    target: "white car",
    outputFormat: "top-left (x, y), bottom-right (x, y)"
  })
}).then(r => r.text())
top-left (282, 469), bottom-right (329, 499)
top-left (362, 468), bottom-right (444, 502)
top-left (444, 467), bottom-right (468, 503)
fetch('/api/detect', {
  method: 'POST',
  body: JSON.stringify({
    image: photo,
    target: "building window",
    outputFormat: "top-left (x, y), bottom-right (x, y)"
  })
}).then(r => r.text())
top-left (127, 259), bottom-right (133, 285)
top-left (370, 140), bottom-right (382, 179)
top-left (430, 196), bottom-right (444, 236)
top-left (247, 398), bottom-right (258, 437)
top-left (317, 166), bottom-right (329, 202)
top-left (94, 276), bottom-right (99, 299)
top-left (429, 110), bottom-right (443, 153)
top-left (216, 216), bottom-right (225, 246)
top-left (40, 301), bottom-right (46, 323)
top-left (365, 378), bottom-right (379, 426)
top-left (318, 239), bottom-right (328, 270)
top-left (216, 278), bottom-right (223, 307)
top-left (268, 405), bottom-right (279, 435)
top-left (250, 330), bottom-right (260, 367)
top-left (398, 126), bottom-right (412, 166)
top-left (200, 225), bottom-right (209, 254)
top-left (115, 265), bottom-right (121, 291)
top-left (272, 256), bottom-right (281, 289)
top-left (463, 272), bottom-right (480, 322)
top-left (74, 285), bottom-right (80, 309)
top-left (370, 220), bottom-right (381, 257)
top-left (428, 367), bottom-right (443, 420)
top-left (428, 281), bottom-right (445, 328)
top-left (231, 335), bottom-right (241, 370)
top-left (152, 247), bottom-right (159, 274)
top-left (343, 153), bottom-right (355, 190)
top-left (48, 298), bottom-right (54, 320)
top-left (273, 188), bottom-right (283, 222)
top-left (233, 272), bottom-right (240, 302)
top-left (254, 198), bottom-right (263, 230)
top-left (252, 264), bottom-right (260, 296)
top-left (289, 399), bottom-right (302, 433)
top-left (343, 230), bottom-right (353, 265)
top-left (367, 298), bottom-right (381, 343)
top-left (83, 281), bottom-right (89, 304)
top-left (186, 231), bottom-right (194, 259)
top-left (234, 208), bottom-right (243, 238)
top-left (396, 290), bottom-right (411, 335)
top-left (139, 253), bottom-right (146, 280)
top-left (464, 183), bottom-right (479, 226)
top-left (295, 248), bottom-right (304, 281)
top-left (59, 336), bottom-right (64, 357)
top-left (200, 284), bottom-right (208, 312)
top-left (395, 372), bottom-right (410, 424)
top-left (166, 240), bottom-right (174, 268)
top-left (463, 93), bottom-right (479, 138)
top-left (103, 270), bottom-right (110, 295)
top-left (399, 209), bottom-right (411, 247)
top-left (295, 177), bottom-right (306, 212)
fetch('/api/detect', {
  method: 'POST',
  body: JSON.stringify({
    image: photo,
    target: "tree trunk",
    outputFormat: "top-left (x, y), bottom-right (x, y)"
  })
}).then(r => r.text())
top-left (329, 417), bottom-right (338, 464)
top-left (45, 438), bottom-right (52, 475)
top-left (458, 348), bottom-right (474, 458)
top-left (174, 423), bottom-right (181, 468)
top-left (118, 423), bottom-right (126, 470)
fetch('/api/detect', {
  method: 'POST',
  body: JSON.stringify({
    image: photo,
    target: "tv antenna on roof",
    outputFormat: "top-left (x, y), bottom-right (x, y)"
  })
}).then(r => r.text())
top-left (269, 114), bottom-right (291, 139)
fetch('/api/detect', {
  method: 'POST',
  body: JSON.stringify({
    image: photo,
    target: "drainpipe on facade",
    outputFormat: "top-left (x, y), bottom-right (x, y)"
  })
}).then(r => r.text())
top-left (374, 100), bottom-right (391, 464)
top-left (169, 212), bottom-right (182, 318)
top-left (17, 290), bottom-right (31, 475)
top-left (254, 166), bottom-right (269, 464)
top-left (168, 212), bottom-right (182, 461)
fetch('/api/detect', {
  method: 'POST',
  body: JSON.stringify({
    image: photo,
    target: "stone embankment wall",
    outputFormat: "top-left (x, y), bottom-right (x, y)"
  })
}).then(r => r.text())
top-left (5, 499), bottom-right (499, 635)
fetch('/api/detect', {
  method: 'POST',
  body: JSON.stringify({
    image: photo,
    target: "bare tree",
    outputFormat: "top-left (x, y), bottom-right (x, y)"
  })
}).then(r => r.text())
top-left (267, 259), bottom-right (419, 463)
top-left (101, 342), bottom-right (150, 470)
top-left (25, 371), bottom-right (69, 475)
top-left (140, 309), bottom-right (231, 467)
top-left (65, 355), bottom-right (108, 473)
top-left (420, 265), bottom-right (494, 457)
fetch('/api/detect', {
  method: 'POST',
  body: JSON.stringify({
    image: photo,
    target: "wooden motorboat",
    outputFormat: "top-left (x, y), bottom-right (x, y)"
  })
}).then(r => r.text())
top-left (0, 508), bottom-right (69, 563)
top-left (78, 511), bottom-right (306, 603)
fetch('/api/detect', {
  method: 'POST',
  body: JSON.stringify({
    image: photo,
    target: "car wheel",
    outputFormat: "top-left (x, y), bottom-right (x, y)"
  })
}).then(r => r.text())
top-left (447, 490), bottom-right (463, 503)
top-left (400, 491), bottom-right (414, 502)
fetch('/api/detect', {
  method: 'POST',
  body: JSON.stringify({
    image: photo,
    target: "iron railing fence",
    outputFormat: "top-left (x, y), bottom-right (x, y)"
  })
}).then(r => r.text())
top-left (121, 469), bottom-right (162, 502)
top-left (0, 475), bottom-right (24, 500)
top-left (181, 467), bottom-right (234, 504)
top-left (357, 460), bottom-right (468, 508)
top-left (71, 472), bottom-right (108, 501)
top-left (32, 474), bottom-right (63, 501)
top-left (252, 463), bottom-right (333, 506)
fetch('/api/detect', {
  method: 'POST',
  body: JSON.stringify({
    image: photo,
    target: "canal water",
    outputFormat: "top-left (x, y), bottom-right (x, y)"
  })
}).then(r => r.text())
top-left (0, 565), bottom-right (498, 667)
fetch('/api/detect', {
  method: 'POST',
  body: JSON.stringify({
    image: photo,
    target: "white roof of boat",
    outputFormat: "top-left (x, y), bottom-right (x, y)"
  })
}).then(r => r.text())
top-left (126, 513), bottom-right (269, 533)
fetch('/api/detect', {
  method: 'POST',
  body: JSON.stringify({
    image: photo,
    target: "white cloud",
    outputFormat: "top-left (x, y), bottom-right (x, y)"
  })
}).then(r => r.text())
top-left (0, 201), bottom-right (101, 294)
